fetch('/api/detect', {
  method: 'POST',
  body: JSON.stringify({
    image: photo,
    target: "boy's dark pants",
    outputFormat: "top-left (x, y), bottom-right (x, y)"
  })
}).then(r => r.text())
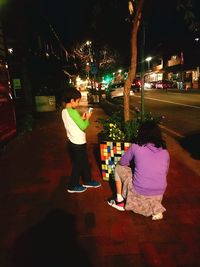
top-left (68, 141), bottom-right (91, 188)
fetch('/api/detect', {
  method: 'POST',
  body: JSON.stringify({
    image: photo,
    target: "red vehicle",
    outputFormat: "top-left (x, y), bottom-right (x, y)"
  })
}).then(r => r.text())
top-left (131, 78), bottom-right (141, 92)
top-left (155, 80), bottom-right (173, 89)
top-left (0, 61), bottom-right (16, 143)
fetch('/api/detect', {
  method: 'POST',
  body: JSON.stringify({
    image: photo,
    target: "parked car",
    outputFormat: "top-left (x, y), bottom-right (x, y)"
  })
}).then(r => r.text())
top-left (144, 81), bottom-right (157, 89)
top-left (108, 82), bottom-right (124, 98)
top-left (131, 78), bottom-right (141, 92)
top-left (155, 80), bottom-right (174, 89)
top-left (107, 82), bottom-right (134, 98)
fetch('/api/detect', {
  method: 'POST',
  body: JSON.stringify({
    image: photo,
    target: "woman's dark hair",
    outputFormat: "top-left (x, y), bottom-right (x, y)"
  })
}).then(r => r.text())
top-left (137, 121), bottom-right (167, 149)
top-left (62, 86), bottom-right (81, 104)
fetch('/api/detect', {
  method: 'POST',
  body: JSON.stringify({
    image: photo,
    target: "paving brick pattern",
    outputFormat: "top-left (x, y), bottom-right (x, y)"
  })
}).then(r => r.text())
top-left (0, 105), bottom-right (200, 267)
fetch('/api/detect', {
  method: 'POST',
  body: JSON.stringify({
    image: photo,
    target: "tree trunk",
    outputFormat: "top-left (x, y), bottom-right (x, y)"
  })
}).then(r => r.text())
top-left (124, 0), bottom-right (144, 121)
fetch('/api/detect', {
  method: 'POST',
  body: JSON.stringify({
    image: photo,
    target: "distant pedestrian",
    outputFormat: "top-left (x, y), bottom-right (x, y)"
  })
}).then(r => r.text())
top-left (108, 121), bottom-right (170, 220)
top-left (62, 86), bottom-right (101, 193)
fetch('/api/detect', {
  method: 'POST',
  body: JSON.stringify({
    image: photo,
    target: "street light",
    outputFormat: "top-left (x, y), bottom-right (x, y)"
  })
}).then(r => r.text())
top-left (86, 40), bottom-right (92, 46)
top-left (8, 48), bottom-right (14, 54)
top-left (145, 56), bottom-right (152, 70)
top-left (86, 40), bottom-right (93, 63)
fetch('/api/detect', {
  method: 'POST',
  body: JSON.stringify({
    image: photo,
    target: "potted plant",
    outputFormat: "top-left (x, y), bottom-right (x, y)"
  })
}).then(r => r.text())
top-left (98, 109), bottom-right (163, 181)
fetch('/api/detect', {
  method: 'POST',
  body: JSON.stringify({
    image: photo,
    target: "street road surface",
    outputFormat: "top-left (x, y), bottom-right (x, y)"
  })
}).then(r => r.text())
top-left (131, 90), bottom-right (200, 138)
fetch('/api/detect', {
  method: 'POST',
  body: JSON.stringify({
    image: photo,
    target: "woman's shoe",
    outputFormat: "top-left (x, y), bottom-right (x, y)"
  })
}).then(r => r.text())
top-left (107, 198), bottom-right (125, 211)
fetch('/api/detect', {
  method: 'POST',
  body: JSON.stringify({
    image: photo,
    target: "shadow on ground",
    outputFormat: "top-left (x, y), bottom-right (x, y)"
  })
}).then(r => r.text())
top-left (11, 209), bottom-right (93, 267)
top-left (179, 132), bottom-right (200, 160)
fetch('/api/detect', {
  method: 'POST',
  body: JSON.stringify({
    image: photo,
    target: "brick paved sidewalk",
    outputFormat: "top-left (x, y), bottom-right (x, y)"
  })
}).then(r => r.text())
top-left (0, 105), bottom-right (200, 267)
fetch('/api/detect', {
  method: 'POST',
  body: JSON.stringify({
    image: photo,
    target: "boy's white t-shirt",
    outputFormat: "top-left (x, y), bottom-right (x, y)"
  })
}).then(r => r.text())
top-left (62, 108), bottom-right (89, 145)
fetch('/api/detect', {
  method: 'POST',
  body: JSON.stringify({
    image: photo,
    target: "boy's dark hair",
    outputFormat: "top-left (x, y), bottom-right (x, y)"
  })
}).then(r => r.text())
top-left (62, 87), bottom-right (81, 104)
top-left (137, 121), bottom-right (167, 149)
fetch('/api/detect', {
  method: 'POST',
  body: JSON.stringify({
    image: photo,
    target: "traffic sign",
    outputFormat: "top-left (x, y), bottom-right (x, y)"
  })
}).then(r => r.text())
top-left (91, 63), bottom-right (98, 75)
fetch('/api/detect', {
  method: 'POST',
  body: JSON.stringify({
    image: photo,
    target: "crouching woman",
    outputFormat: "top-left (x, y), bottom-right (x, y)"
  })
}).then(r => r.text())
top-left (108, 121), bottom-right (170, 220)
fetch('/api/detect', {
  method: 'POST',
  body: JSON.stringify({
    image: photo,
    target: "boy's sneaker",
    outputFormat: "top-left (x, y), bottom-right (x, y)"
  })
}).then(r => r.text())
top-left (152, 213), bottom-right (163, 220)
top-left (67, 185), bottom-right (87, 193)
top-left (82, 180), bottom-right (101, 188)
top-left (107, 198), bottom-right (125, 211)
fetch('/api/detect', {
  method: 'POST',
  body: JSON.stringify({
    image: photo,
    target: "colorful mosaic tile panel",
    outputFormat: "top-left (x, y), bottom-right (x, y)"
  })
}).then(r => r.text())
top-left (100, 141), bottom-right (131, 181)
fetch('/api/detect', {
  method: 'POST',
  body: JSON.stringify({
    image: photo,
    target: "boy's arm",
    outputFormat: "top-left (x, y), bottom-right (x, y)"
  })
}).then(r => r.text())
top-left (68, 108), bottom-right (90, 131)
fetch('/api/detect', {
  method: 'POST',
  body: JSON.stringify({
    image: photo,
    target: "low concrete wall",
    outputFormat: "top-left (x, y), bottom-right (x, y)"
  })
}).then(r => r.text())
top-left (35, 96), bottom-right (56, 112)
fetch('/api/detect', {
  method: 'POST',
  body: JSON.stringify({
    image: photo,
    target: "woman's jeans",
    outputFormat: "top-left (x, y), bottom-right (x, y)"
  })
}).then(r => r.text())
top-left (68, 141), bottom-right (91, 188)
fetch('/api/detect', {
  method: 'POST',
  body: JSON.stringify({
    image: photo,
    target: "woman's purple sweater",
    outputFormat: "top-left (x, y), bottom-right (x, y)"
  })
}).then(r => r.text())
top-left (120, 143), bottom-right (170, 196)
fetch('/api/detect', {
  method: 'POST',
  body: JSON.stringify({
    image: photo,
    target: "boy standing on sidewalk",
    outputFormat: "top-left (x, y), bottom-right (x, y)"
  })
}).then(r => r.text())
top-left (62, 87), bottom-right (101, 193)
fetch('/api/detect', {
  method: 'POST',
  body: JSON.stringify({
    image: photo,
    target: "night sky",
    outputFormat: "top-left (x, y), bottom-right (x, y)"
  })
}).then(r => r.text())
top-left (34, 0), bottom-right (199, 55)
top-left (3, 0), bottom-right (200, 65)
